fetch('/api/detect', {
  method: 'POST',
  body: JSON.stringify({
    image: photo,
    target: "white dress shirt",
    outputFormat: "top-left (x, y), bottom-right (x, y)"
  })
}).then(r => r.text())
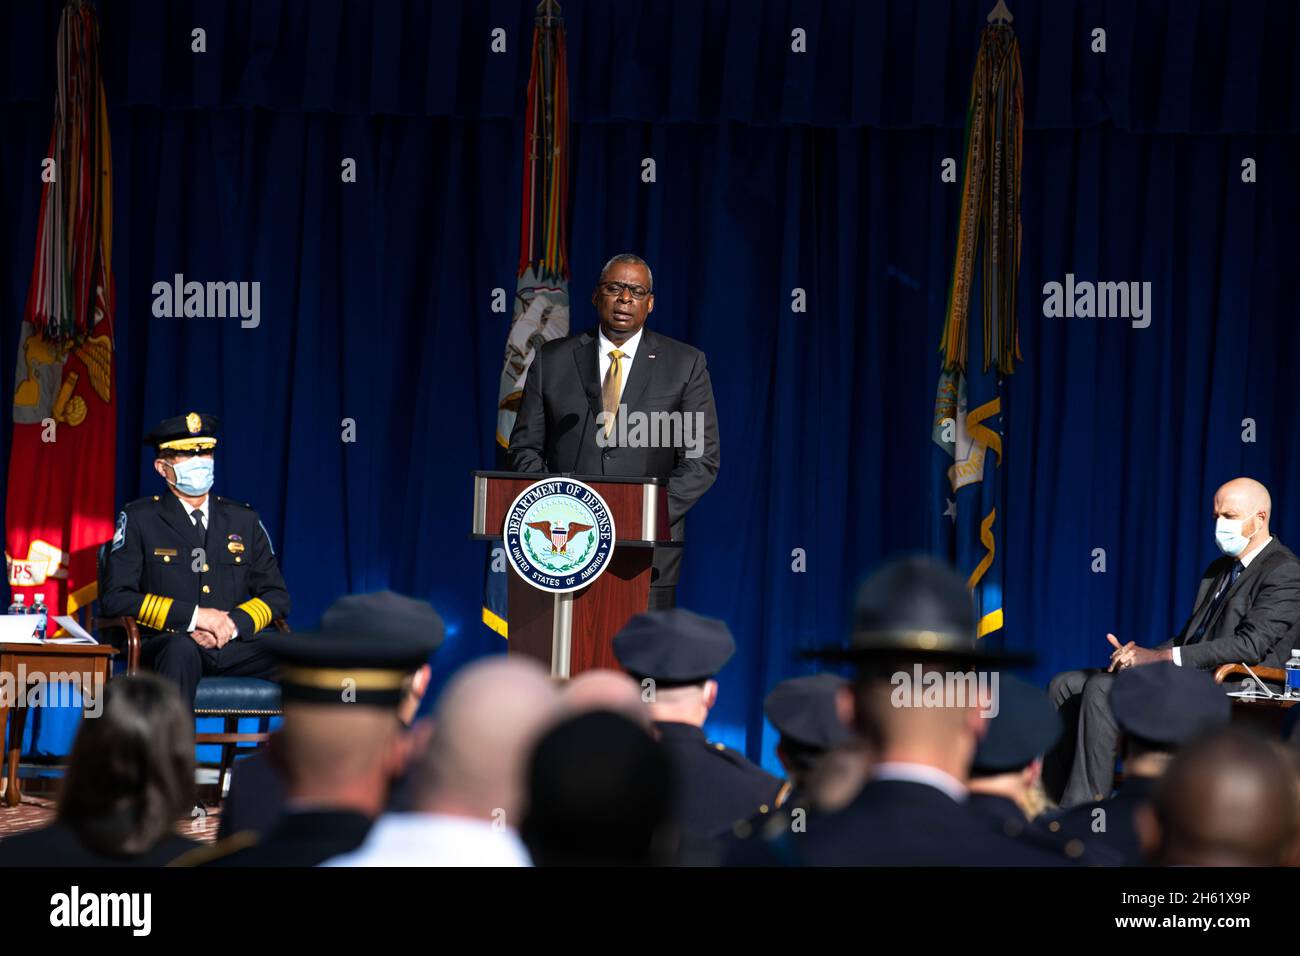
top-left (870, 761), bottom-right (968, 802)
top-left (1171, 537), bottom-right (1272, 666)
top-left (183, 494), bottom-right (218, 635)
top-left (597, 326), bottom-right (643, 402)
top-left (320, 812), bottom-right (533, 867)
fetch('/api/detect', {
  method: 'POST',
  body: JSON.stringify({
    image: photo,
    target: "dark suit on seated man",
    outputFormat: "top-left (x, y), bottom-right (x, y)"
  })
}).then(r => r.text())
top-left (1047, 477), bottom-right (1300, 807)
top-left (507, 253), bottom-right (720, 609)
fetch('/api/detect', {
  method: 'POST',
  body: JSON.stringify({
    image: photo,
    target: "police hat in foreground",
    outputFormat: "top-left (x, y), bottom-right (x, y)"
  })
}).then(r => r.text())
top-left (804, 555), bottom-right (1032, 667)
top-left (613, 608), bottom-right (735, 686)
top-left (764, 674), bottom-right (852, 751)
top-left (971, 674), bottom-right (1063, 775)
top-left (266, 590), bottom-right (445, 707)
top-left (1109, 662), bottom-right (1231, 747)
top-left (143, 411), bottom-right (219, 454)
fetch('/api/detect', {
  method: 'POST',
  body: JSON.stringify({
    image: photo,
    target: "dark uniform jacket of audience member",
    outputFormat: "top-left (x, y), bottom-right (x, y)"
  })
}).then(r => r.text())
top-left (507, 327), bottom-right (720, 589)
top-left (217, 741), bottom-right (290, 841)
top-left (793, 779), bottom-right (1082, 867)
top-left (966, 793), bottom-right (1122, 866)
top-left (655, 720), bottom-right (783, 841)
top-left (1042, 776), bottom-right (1158, 866)
top-left (193, 810), bottom-right (373, 867)
top-left (101, 493), bottom-right (290, 638)
top-left (1157, 538), bottom-right (1300, 669)
top-left (0, 822), bottom-right (199, 867)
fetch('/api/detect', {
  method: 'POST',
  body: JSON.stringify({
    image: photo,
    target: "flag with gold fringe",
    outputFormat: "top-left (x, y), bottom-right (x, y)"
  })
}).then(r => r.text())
top-left (483, 0), bottom-right (571, 638)
top-left (931, 10), bottom-right (1023, 642)
top-left (5, 0), bottom-right (118, 628)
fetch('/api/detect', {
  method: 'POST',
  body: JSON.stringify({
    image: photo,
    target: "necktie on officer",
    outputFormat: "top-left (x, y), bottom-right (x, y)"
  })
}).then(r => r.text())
top-left (602, 349), bottom-right (626, 438)
top-left (1187, 560), bottom-right (1244, 644)
top-left (191, 507), bottom-right (207, 543)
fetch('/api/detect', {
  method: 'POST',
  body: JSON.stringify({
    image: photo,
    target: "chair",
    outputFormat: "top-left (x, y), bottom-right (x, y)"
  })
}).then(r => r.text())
top-left (78, 543), bottom-right (286, 799)
top-left (1213, 662), bottom-right (1287, 688)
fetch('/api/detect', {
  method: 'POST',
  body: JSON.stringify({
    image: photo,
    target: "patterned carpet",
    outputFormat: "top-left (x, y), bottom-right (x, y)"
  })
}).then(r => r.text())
top-left (0, 775), bottom-right (223, 845)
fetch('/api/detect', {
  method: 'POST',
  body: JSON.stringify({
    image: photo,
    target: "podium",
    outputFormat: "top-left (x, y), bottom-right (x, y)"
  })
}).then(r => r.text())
top-left (471, 470), bottom-right (675, 677)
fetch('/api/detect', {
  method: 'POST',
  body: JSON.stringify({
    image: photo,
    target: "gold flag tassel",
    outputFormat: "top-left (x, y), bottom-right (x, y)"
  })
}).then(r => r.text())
top-left (939, 22), bottom-right (1024, 377)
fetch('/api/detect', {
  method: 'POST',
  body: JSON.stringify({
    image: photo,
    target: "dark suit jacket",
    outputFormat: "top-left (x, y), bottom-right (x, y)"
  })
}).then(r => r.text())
top-left (0, 821), bottom-right (199, 866)
top-left (1157, 538), bottom-right (1300, 670)
top-left (654, 721), bottom-right (783, 842)
top-left (506, 327), bottom-right (720, 587)
top-left (792, 779), bottom-right (1076, 866)
top-left (101, 493), bottom-right (291, 638)
top-left (199, 810), bottom-right (372, 867)
top-left (1043, 775), bottom-right (1158, 866)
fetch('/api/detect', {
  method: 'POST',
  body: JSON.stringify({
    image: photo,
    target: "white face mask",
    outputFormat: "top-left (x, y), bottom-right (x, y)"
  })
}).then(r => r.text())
top-left (1214, 515), bottom-right (1258, 557)
top-left (169, 456), bottom-right (215, 497)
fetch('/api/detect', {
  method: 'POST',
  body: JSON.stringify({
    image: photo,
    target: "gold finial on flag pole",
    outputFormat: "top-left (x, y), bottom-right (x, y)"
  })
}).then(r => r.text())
top-left (536, 0), bottom-right (561, 25)
top-left (987, 0), bottom-right (1013, 25)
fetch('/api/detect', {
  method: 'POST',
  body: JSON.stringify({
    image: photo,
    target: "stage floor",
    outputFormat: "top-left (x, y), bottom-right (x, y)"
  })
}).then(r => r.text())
top-left (0, 769), bottom-right (224, 847)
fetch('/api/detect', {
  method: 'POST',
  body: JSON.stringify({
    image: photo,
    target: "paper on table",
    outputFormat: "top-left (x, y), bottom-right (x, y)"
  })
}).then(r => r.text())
top-left (0, 614), bottom-right (40, 643)
top-left (49, 616), bottom-right (97, 644)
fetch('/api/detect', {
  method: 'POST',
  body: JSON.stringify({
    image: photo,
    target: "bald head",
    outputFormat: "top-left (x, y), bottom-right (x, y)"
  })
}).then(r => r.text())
top-left (1214, 477), bottom-right (1271, 534)
top-left (562, 670), bottom-right (652, 730)
top-left (1140, 728), bottom-right (1298, 866)
top-left (411, 658), bottom-right (560, 824)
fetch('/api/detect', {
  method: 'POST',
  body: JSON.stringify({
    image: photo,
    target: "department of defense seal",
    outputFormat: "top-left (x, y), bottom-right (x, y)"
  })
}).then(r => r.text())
top-left (503, 479), bottom-right (616, 593)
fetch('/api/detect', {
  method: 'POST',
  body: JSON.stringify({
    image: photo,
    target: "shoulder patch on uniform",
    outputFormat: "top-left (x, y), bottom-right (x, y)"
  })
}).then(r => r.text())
top-left (166, 829), bottom-right (260, 867)
top-left (111, 512), bottom-right (128, 551)
top-left (258, 520), bottom-right (275, 555)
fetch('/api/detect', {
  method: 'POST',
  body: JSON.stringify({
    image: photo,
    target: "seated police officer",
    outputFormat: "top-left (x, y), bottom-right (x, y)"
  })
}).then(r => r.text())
top-left (100, 412), bottom-right (290, 710)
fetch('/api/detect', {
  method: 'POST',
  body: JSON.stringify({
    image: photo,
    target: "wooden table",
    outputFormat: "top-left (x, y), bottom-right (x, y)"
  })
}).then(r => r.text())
top-left (0, 642), bottom-right (117, 807)
top-left (1229, 692), bottom-right (1298, 737)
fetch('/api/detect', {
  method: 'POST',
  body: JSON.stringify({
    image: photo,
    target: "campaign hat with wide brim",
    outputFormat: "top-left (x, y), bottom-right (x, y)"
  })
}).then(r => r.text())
top-left (802, 555), bottom-right (1033, 668)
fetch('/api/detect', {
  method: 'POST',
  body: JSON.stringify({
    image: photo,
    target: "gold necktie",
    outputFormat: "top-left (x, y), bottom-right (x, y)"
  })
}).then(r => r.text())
top-left (602, 349), bottom-right (626, 437)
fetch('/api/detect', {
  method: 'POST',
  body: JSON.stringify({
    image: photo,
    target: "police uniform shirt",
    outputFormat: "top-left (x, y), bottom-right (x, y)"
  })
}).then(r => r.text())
top-left (655, 720), bottom-right (783, 841)
top-left (188, 810), bottom-right (373, 868)
top-left (101, 493), bottom-right (290, 637)
top-left (1042, 776), bottom-right (1158, 865)
top-left (966, 793), bottom-right (1122, 866)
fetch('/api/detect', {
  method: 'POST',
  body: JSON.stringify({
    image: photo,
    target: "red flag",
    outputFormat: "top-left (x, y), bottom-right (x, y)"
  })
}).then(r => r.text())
top-left (5, 2), bottom-right (116, 625)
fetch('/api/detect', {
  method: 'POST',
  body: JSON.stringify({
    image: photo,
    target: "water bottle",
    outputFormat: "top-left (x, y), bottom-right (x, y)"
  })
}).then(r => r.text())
top-left (1286, 650), bottom-right (1300, 698)
top-left (6, 593), bottom-right (25, 616)
top-left (29, 593), bottom-right (47, 641)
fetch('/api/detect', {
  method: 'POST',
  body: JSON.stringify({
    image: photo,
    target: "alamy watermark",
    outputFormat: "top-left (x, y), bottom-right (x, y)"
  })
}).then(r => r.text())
top-left (1042, 273), bottom-right (1151, 329)
top-left (890, 666), bottom-right (1000, 718)
top-left (595, 404), bottom-right (706, 459)
top-left (151, 273), bottom-right (261, 328)
top-left (0, 666), bottom-right (104, 717)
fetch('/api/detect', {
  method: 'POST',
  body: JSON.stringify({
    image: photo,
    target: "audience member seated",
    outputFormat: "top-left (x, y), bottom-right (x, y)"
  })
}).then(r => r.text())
top-left (522, 711), bottom-right (676, 866)
top-left (322, 657), bottom-right (559, 866)
top-left (0, 674), bottom-right (200, 867)
top-left (1136, 727), bottom-right (1300, 866)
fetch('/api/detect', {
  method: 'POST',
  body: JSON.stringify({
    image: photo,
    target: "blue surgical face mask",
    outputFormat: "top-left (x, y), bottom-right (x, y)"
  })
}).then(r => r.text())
top-left (170, 456), bottom-right (214, 496)
top-left (1214, 515), bottom-right (1258, 557)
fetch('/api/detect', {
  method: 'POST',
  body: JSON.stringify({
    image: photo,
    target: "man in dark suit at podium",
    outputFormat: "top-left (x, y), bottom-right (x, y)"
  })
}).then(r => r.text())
top-left (507, 254), bottom-right (720, 609)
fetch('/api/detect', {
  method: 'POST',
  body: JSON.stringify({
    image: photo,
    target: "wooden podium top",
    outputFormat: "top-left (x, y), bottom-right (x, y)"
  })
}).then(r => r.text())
top-left (470, 471), bottom-right (675, 546)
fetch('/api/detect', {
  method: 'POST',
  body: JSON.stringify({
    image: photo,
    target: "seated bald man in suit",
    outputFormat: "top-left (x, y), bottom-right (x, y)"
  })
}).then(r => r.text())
top-left (1047, 477), bottom-right (1300, 807)
top-left (507, 253), bottom-right (720, 609)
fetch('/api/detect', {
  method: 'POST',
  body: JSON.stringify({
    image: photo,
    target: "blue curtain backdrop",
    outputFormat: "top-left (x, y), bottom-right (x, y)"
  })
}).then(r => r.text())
top-left (1, 0), bottom-right (1298, 771)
